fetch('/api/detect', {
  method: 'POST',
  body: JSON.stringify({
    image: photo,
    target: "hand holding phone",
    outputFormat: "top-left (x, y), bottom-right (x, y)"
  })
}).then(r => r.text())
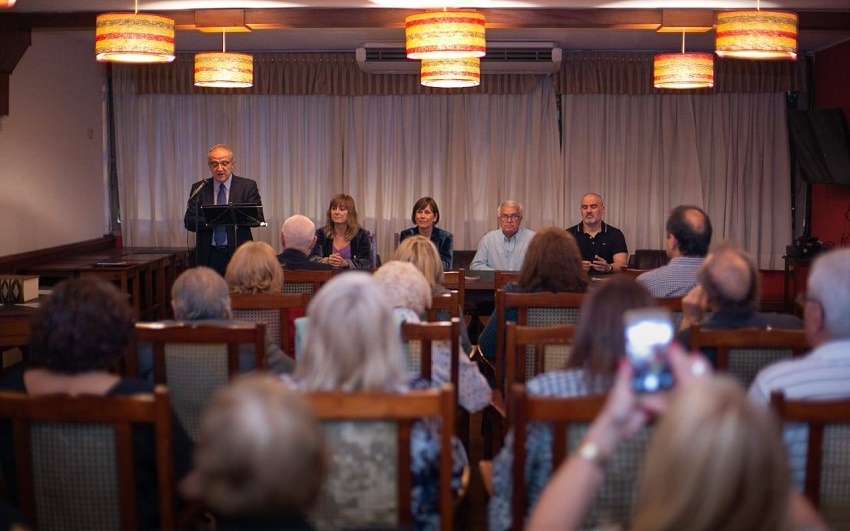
top-left (624, 308), bottom-right (675, 393)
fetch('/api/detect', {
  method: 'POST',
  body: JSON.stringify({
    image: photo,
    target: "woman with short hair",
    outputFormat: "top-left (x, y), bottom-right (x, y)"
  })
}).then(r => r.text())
top-left (398, 197), bottom-right (453, 270)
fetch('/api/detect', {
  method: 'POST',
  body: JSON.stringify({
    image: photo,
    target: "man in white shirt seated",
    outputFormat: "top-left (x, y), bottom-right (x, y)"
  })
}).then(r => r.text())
top-left (470, 200), bottom-right (535, 271)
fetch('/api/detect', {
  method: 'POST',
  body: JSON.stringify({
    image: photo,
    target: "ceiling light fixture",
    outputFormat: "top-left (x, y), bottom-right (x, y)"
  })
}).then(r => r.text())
top-left (194, 32), bottom-right (253, 89)
top-left (0, 1), bottom-right (16, 9)
top-left (421, 57), bottom-right (480, 88)
top-left (715, 1), bottom-right (797, 60)
top-left (405, 10), bottom-right (486, 60)
top-left (95, 0), bottom-right (175, 63)
top-left (654, 33), bottom-right (714, 89)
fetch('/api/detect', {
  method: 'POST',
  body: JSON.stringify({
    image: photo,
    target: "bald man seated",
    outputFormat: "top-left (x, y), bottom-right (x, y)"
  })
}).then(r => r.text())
top-left (278, 215), bottom-right (332, 271)
top-left (676, 243), bottom-right (804, 354)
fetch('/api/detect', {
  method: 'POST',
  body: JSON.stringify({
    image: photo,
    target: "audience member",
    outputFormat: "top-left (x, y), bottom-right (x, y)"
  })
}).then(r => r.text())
top-left (478, 227), bottom-right (589, 362)
top-left (398, 197), bottom-right (454, 270)
top-left (471, 200), bottom-right (535, 271)
top-left (637, 205), bottom-right (712, 297)
top-left (282, 272), bottom-right (467, 530)
top-left (374, 260), bottom-right (490, 413)
top-left (488, 276), bottom-right (655, 530)
top-left (0, 279), bottom-right (193, 531)
top-left (677, 243), bottom-right (803, 356)
top-left (225, 241), bottom-right (284, 294)
top-left (749, 247), bottom-right (850, 490)
top-left (278, 215), bottom-right (332, 271)
top-left (392, 235), bottom-right (472, 354)
top-left (183, 144), bottom-right (264, 276)
top-left (566, 192), bottom-right (628, 274)
top-left (528, 352), bottom-right (826, 531)
top-left (139, 267), bottom-right (293, 377)
top-left (196, 375), bottom-right (326, 531)
top-left (309, 194), bottom-right (372, 269)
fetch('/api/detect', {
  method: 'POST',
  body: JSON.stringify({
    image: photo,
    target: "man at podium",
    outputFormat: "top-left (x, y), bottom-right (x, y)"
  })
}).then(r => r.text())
top-left (184, 144), bottom-right (265, 276)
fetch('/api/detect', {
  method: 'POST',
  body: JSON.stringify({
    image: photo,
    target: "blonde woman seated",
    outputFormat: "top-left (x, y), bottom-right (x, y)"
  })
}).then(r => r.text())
top-left (392, 235), bottom-right (473, 355)
top-left (309, 194), bottom-right (372, 270)
top-left (196, 375), bottom-right (326, 531)
top-left (225, 241), bottom-right (283, 295)
top-left (527, 349), bottom-right (826, 531)
top-left (280, 272), bottom-right (466, 530)
top-left (488, 276), bottom-right (655, 531)
top-left (374, 261), bottom-right (491, 414)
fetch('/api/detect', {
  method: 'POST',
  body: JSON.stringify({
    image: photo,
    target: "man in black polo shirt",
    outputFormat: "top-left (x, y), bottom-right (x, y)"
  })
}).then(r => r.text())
top-left (566, 192), bottom-right (628, 274)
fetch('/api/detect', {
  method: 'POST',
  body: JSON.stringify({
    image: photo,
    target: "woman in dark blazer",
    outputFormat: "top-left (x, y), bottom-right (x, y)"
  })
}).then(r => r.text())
top-left (309, 194), bottom-right (373, 270)
top-left (398, 196), bottom-right (453, 270)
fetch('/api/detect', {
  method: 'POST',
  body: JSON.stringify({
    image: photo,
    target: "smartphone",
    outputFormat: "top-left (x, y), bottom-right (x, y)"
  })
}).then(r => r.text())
top-left (623, 308), bottom-right (675, 393)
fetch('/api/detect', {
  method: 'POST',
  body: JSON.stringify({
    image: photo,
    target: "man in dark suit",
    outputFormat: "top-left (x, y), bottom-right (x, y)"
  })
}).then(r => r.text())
top-left (184, 144), bottom-right (265, 276)
top-left (278, 215), bottom-right (332, 271)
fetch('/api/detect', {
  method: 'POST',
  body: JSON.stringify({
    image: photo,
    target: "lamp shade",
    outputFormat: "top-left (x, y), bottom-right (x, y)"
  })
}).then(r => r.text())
top-left (0, 1), bottom-right (16, 8)
top-left (653, 52), bottom-right (714, 89)
top-left (405, 11), bottom-right (486, 60)
top-left (194, 52), bottom-right (254, 88)
top-left (421, 57), bottom-right (480, 88)
top-left (95, 12), bottom-right (175, 63)
top-left (715, 10), bottom-right (797, 60)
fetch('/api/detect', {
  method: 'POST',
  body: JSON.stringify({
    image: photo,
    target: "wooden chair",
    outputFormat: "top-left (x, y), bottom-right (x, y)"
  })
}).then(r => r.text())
top-left (505, 323), bottom-right (577, 407)
top-left (302, 386), bottom-right (455, 531)
top-left (494, 270), bottom-right (520, 292)
top-left (129, 322), bottom-right (266, 441)
top-left (0, 387), bottom-right (176, 531)
top-left (281, 269), bottom-right (336, 297)
top-left (687, 326), bottom-right (809, 387)
top-left (230, 292), bottom-right (310, 353)
top-left (654, 297), bottom-right (684, 328)
top-left (428, 290), bottom-right (460, 321)
top-left (770, 391), bottom-right (850, 528)
top-left (442, 269), bottom-right (467, 314)
top-left (510, 384), bottom-right (651, 531)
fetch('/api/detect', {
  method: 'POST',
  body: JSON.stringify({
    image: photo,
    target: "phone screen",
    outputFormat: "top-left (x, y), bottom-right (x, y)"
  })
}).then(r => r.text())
top-left (624, 308), bottom-right (675, 393)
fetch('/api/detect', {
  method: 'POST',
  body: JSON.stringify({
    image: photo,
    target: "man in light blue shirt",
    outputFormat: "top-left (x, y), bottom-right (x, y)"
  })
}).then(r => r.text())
top-left (470, 200), bottom-right (535, 271)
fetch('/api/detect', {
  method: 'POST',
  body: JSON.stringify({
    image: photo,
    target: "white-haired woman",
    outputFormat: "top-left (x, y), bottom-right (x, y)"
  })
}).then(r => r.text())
top-left (374, 260), bottom-right (490, 413)
top-left (281, 271), bottom-right (467, 530)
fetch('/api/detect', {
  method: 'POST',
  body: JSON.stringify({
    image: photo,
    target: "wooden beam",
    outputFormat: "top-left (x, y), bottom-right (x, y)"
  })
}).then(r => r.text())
top-left (658, 9), bottom-right (714, 33)
top-left (0, 14), bottom-right (31, 117)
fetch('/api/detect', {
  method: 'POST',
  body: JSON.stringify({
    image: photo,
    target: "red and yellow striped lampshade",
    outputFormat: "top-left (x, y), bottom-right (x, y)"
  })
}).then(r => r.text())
top-left (194, 52), bottom-right (254, 88)
top-left (405, 11), bottom-right (486, 60)
top-left (421, 57), bottom-right (480, 88)
top-left (653, 52), bottom-right (714, 89)
top-left (95, 12), bottom-right (175, 63)
top-left (0, 1), bottom-right (17, 9)
top-left (715, 10), bottom-right (797, 60)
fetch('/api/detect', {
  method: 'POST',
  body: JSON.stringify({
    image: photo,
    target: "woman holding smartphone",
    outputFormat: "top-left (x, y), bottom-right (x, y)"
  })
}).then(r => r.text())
top-left (309, 194), bottom-right (373, 270)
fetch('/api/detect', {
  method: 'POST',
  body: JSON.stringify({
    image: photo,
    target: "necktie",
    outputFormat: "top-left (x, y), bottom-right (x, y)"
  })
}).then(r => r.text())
top-left (214, 184), bottom-right (227, 247)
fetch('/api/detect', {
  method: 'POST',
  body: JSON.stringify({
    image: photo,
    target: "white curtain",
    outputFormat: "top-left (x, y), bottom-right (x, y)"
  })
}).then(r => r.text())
top-left (113, 75), bottom-right (561, 259)
top-left (561, 92), bottom-right (792, 269)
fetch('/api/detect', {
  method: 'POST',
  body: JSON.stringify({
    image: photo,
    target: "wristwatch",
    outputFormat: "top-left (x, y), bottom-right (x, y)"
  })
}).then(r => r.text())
top-left (577, 440), bottom-right (607, 468)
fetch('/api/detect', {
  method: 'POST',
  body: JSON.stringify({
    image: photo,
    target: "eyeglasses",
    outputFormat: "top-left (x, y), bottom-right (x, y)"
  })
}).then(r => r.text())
top-left (209, 160), bottom-right (233, 168)
top-left (499, 214), bottom-right (522, 222)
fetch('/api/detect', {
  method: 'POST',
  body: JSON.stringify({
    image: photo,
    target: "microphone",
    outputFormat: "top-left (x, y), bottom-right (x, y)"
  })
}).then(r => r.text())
top-left (188, 179), bottom-right (208, 201)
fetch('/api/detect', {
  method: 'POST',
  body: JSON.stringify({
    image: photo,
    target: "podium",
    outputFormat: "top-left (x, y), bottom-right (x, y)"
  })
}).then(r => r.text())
top-left (201, 203), bottom-right (266, 230)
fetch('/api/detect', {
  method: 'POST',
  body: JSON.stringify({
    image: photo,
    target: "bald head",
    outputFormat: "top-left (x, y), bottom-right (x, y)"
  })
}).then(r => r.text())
top-left (697, 245), bottom-right (759, 312)
top-left (666, 205), bottom-right (712, 257)
top-left (281, 215), bottom-right (316, 254)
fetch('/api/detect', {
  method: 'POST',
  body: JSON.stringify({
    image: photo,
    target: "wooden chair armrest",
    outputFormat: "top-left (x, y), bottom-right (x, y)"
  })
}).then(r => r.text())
top-left (479, 460), bottom-right (494, 497)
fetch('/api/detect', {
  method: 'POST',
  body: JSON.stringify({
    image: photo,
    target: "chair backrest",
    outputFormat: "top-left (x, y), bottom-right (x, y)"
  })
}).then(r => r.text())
top-left (230, 292), bottom-right (310, 352)
top-left (282, 269), bottom-right (336, 297)
top-left (654, 297), bottom-right (684, 328)
top-left (770, 391), bottom-right (850, 528)
top-left (505, 323), bottom-right (577, 414)
top-left (428, 291), bottom-right (460, 321)
top-left (631, 249), bottom-right (669, 270)
top-left (494, 270), bottom-right (520, 291)
top-left (0, 387), bottom-right (176, 531)
top-left (495, 289), bottom-right (586, 391)
top-left (511, 384), bottom-right (650, 531)
top-left (129, 322), bottom-right (266, 441)
top-left (302, 386), bottom-right (455, 531)
top-left (441, 269), bottom-right (466, 314)
top-left (688, 326), bottom-right (809, 387)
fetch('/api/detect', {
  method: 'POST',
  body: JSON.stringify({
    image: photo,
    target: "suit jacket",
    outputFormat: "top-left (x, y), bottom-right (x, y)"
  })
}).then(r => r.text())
top-left (183, 175), bottom-right (264, 267)
top-left (309, 227), bottom-right (373, 270)
top-left (399, 226), bottom-right (454, 270)
top-left (278, 248), bottom-right (332, 270)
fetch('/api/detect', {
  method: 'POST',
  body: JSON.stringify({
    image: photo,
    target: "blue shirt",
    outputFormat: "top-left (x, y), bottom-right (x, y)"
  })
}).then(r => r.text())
top-left (470, 227), bottom-right (536, 271)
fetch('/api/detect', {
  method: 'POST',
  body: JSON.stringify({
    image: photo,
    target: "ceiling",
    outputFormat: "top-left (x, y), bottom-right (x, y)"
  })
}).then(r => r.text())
top-left (8, 0), bottom-right (850, 55)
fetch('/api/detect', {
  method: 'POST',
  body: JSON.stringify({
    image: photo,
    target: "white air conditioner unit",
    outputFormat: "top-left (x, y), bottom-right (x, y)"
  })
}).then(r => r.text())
top-left (356, 42), bottom-right (562, 75)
